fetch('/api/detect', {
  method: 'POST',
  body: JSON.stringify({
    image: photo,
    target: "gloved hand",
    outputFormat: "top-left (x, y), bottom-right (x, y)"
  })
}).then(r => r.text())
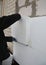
top-left (15, 13), bottom-right (21, 20)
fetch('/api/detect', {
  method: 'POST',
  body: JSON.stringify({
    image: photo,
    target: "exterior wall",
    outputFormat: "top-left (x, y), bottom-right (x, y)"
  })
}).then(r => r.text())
top-left (3, 0), bottom-right (15, 15)
top-left (0, 0), bottom-right (2, 16)
top-left (15, 0), bottom-right (46, 17)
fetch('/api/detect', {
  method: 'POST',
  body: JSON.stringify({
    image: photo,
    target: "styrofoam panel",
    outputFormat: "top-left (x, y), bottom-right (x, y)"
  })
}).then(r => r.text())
top-left (11, 16), bottom-right (46, 65)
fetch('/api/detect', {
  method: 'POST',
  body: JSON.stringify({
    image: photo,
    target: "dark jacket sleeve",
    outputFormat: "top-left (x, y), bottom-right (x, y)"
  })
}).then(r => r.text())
top-left (1, 13), bottom-right (21, 30)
